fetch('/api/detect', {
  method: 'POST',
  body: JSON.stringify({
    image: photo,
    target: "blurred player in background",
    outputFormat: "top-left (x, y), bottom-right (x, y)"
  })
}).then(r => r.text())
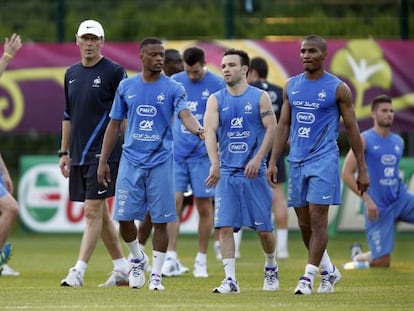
top-left (248, 56), bottom-right (289, 260)
top-left (342, 94), bottom-right (414, 268)
top-left (162, 47), bottom-right (225, 278)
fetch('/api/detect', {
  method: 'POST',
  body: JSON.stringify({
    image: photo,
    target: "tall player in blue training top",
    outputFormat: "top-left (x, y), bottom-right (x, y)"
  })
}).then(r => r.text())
top-left (97, 37), bottom-right (203, 291)
top-left (342, 94), bottom-right (414, 268)
top-left (59, 20), bottom-right (129, 288)
top-left (267, 34), bottom-right (369, 295)
top-left (161, 47), bottom-right (225, 278)
top-left (204, 48), bottom-right (279, 294)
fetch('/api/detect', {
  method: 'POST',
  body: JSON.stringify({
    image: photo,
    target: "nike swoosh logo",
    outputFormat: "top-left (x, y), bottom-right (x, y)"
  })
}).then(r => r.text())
top-left (98, 189), bottom-right (107, 195)
top-left (222, 107), bottom-right (230, 111)
top-left (69, 79), bottom-right (76, 84)
top-left (322, 195), bottom-right (332, 199)
top-left (127, 94), bottom-right (136, 99)
top-left (291, 91), bottom-right (300, 95)
top-left (164, 213), bottom-right (173, 217)
top-left (254, 221), bottom-right (264, 226)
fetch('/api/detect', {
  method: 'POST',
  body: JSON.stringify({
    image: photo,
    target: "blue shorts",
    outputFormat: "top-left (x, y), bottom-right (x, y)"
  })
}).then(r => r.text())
top-left (113, 155), bottom-right (177, 224)
top-left (174, 155), bottom-right (214, 197)
top-left (365, 191), bottom-right (414, 260)
top-left (287, 153), bottom-right (341, 207)
top-left (214, 173), bottom-right (273, 232)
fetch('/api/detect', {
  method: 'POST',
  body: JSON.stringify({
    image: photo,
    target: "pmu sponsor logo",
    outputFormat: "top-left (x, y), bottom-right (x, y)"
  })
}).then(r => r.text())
top-left (137, 105), bottom-right (157, 117)
top-left (228, 142), bottom-right (248, 153)
top-left (292, 101), bottom-right (320, 110)
top-left (297, 127), bottom-right (311, 138)
top-left (381, 154), bottom-right (397, 165)
top-left (296, 112), bottom-right (315, 124)
top-left (230, 117), bottom-right (243, 128)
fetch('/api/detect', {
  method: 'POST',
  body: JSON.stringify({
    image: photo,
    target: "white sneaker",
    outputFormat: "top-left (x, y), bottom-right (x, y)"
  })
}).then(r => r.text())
top-left (193, 261), bottom-right (208, 278)
top-left (129, 252), bottom-right (151, 273)
top-left (294, 276), bottom-right (312, 295)
top-left (213, 277), bottom-right (240, 294)
top-left (98, 270), bottom-right (129, 287)
top-left (61, 268), bottom-right (84, 287)
top-left (178, 259), bottom-right (189, 274)
top-left (162, 257), bottom-right (181, 277)
top-left (317, 265), bottom-right (342, 293)
top-left (129, 256), bottom-right (147, 289)
top-left (263, 267), bottom-right (279, 291)
top-left (148, 273), bottom-right (165, 291)
top-left (1, 264), bottom-right (20, 276)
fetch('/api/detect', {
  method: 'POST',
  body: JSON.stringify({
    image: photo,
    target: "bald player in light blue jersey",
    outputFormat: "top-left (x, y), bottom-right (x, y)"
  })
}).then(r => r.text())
top-left (204, 48), bottom-right (279, 294)
top-left (161, 47), bottom-right (225, 278)
top-left (97, 37), bottom-right (203, 291)
top-left (267, 35), bottom-right (369, 295)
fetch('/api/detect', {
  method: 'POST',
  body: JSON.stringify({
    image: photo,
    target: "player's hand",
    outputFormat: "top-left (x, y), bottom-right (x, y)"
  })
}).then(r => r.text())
top-left (356, 170), bottom-right (370, 196)
top-left (205, 163), bottom-right (220, 188)
top-left (266, 165), bottom-right (278, 188)
top-left (97, 162), bottom-right (111, 187)
top-left (244, 157), bottom-right (261, 179)
top-left (59, 156), bottom-right (70, 178)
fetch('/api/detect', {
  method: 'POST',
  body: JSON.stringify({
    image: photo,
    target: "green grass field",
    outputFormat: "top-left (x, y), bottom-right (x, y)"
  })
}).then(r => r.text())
top-left (0, 232), bottom-right (413, 311)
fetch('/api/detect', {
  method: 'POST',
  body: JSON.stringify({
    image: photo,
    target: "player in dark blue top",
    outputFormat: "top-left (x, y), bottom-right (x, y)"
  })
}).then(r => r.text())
top-left (59, 19), bottom-right (129, 288)
top-left (248, 56), bottom-right (289, 260)
top-left (343, 94), bottom-right (414, 268)
top-left (267, 35), bottom-right (369, 295)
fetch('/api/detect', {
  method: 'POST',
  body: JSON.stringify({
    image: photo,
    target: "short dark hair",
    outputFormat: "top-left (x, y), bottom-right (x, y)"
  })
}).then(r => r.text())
top-left (183, 47), bottom-right (205, 66)
top-left (250, 57), bottom-right (268, 79)
top-left (140, 37), bottom-right (162, 51)
top-left (302, 34), bottom-right (327, 52)
top-left (223, 48), bottom-right (250, 67)
top-left (371, 94), bottom-right (392, 111)
top-left (165, 49), bottom-right (181, 63)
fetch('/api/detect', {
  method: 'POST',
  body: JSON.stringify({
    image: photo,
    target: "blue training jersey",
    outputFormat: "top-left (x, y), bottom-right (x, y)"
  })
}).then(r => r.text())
top-left (214, 86), bottom-right (266, 175)
top-left (110, 73), bottom-right (188, 168)
top-left (286, 72), bottom-right (342, 163)
top-left (363, 128), bottom-right (406, 210)
top-left (171, 71), bottom-right (225, 161)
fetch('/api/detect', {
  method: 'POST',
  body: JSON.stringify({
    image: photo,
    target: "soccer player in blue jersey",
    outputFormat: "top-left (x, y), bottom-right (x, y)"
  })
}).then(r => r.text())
top-left (0, 33), bottom-right (21, 276)
top-left (161, 47), bottom-right (226, 278)
top-left (97, 37), bottom-right (204, 291)
top-left (59, 20), bottom-right (129, 287)
top-left (267, 35), bottom-right (370, 295)
top-left (204, 48), bottom-right (279, 293)
top-left (342, 94), bottom-right (414, 268)
top-left (248, 56), bottom-right (289, 260)
top-left (137, 48), bottom-right (184, 271)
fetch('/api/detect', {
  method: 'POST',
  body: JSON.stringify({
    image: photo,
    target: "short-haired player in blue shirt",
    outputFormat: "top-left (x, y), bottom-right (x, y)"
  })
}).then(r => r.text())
top-left (97, 37), bottom-right (203, 291)
top-left (204, 48), bottom-right (279, 293)
top-left (343, 94), bottom-right (414, 268)
top-left (267, 35), bottom-right (369, 295)
top-left (161, 47), bottom-right (225, 278)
